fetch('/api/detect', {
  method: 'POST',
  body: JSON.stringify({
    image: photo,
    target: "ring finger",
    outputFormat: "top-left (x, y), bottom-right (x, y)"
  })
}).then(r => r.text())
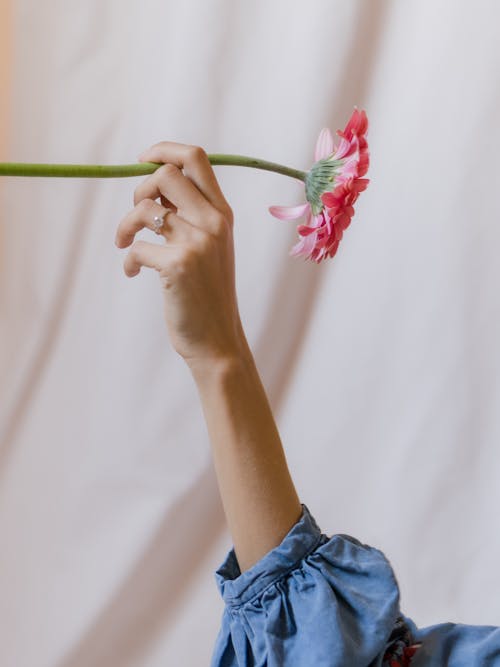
top-left (115, 198), bottom-right (199, 248)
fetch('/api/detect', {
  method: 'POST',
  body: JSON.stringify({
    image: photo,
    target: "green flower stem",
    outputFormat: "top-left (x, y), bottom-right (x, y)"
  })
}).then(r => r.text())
top-left (0, 154), bottom-right (307, 182)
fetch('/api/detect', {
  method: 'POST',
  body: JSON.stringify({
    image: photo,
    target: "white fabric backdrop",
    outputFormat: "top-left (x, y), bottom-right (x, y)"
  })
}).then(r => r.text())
top-left (1, 1), bottom-right (499, 665)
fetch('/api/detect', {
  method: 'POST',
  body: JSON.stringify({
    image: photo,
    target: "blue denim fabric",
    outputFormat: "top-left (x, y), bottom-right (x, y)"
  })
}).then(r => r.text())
top-left (210, 503), bottom-right (500, 666)
top-left (401, 613), bottom-right (500, 666)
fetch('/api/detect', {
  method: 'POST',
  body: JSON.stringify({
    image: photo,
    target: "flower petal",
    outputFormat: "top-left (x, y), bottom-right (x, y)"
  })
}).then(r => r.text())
top-left (268, 202), bottom-right (310, 220)
top-left (342, 106), bottom-right (368, 139)
top-left (321, 191), bottom-right (338, 208)
top-left (354, 178), bottom-right (370, 192)
top-left (314, 128), bottom-right (335, 161)
top-left (290, 228), bottom-right (318, 259)
top-left (331, 135), bottom-right (352, 161)
top-left (297, 224), bottom-right (317, 236)
top-left (290, 108), bottom-right (370, 262)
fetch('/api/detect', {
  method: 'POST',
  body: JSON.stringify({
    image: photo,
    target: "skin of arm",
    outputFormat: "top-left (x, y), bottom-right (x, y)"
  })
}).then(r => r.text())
top-left (187, 332), bottom-right (303, 574)
top-left (117, 141), bottom-right (302, 574)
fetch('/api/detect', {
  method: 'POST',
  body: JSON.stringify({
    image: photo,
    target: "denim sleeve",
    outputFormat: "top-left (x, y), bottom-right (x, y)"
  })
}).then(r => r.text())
top-left (210, 503), bottom-right (402, 667)
top-left (400, 613), bottom-right (500, 666)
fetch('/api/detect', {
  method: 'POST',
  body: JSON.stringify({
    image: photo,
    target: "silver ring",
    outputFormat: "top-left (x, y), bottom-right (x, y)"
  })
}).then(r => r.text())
top-left (152, 208), bottom-right (172, 235)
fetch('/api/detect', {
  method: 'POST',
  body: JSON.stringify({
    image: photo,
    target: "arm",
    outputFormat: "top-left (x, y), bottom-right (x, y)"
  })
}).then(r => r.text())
top-left (116, 141), bottom-right (302, 574)
top-left (188, 335), bottom-right (303, 574)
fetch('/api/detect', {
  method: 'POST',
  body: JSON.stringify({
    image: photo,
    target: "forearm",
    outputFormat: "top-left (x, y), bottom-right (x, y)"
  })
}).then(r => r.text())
top-left (188, 338), bottom-right (302, 574)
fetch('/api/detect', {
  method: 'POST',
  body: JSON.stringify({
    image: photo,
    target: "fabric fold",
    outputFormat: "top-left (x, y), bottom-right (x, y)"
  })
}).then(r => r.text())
top-left (211, 503), bottom-right (402, 666)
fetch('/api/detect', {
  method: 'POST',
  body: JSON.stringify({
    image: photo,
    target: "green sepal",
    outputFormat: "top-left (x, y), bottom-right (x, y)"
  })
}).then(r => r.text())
top-left (305, 158), bottom-right (342, 216)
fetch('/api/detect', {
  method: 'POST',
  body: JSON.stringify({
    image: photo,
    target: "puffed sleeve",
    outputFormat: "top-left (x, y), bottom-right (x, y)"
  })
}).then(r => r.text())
top-left (400, 613), bottom-right (500, 666)
top-left (210, 503), bottom-right (407, 667)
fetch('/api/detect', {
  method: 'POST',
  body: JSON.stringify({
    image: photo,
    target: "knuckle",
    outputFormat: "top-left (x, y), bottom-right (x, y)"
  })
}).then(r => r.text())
top-left (209, 211), bottom-right (227, 234)
top-left (139, 198), bottom-right (156, 213)
top-left (133, 184), bottom-right (143, 205)
top-left (160, 162), bottom-right (178, 177)
top-left (159, 271), bottom-right (172, 289)
top-left (187, 145), bottom-right (206, 161)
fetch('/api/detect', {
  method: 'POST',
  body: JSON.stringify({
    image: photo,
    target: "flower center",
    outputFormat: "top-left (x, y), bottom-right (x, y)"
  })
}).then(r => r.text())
top-left (305, 157), bottom-right (343, 215)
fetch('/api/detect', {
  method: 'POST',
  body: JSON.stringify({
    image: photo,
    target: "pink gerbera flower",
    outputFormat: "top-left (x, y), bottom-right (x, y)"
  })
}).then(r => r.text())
top-left (269, 107), bottom-right (370, 263)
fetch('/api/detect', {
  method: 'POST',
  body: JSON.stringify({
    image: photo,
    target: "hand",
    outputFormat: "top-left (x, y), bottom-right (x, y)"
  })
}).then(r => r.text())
top-left (115, 142), bottom-right (246, 367)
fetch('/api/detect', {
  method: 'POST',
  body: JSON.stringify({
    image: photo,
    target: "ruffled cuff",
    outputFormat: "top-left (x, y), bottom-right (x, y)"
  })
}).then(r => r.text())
top-left (211, 503), bottom-right (414, 666)
top-left (214, 503), bottom-right (323, 607)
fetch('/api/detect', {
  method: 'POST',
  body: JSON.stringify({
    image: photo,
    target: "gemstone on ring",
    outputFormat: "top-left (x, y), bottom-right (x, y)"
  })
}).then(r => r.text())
top-left (152, 214), bottom-right (165, 234)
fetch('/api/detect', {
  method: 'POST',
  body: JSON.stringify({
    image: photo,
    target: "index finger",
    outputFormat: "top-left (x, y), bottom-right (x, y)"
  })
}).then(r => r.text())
top-left (138, 142), bottom-right (229, 214)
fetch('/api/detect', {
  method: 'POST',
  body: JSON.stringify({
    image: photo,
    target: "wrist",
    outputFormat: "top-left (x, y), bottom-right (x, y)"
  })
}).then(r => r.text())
top-left (185, 331), bottom-right (254, 383)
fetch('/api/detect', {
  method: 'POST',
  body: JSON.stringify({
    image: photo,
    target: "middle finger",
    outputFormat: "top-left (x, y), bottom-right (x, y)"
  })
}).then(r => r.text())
top-left (134, 163), bottom-right (218, 233)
